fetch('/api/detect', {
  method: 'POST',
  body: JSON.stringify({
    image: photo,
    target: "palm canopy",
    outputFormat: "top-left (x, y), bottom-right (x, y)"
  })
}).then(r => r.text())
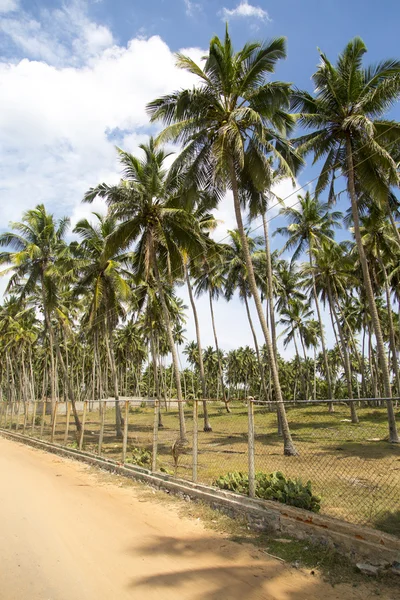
top-left (292, 37), bottom-right (400, 201)
top-left (147, 26), bottom-right (302, 196)
top-left (73, 213), bottom-right (131, 332)
top-left (84, 139), bottom-right (203, 283)
top-left (0, 204), bottom-right (70, 309)
top-left (275, 191), bottom-right (342, 261)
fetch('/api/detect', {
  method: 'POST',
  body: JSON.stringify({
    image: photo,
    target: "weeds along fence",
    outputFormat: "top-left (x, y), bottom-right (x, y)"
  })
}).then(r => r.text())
top-left (0, 397), bottom-right (399, 538)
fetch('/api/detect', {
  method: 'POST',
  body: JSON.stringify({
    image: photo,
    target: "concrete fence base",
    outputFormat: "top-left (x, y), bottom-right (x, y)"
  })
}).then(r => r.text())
top-left (1, 428), bottom-right (399, 568)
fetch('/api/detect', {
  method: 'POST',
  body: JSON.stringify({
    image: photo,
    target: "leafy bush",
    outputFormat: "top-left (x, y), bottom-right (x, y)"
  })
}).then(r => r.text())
top-left (125, 447), bottom-right (151, 468)
top-left (214, 470), bottom-right (321, 513)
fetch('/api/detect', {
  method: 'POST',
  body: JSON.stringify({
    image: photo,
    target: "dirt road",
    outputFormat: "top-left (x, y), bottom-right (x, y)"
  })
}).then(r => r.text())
top-left (0, 437), bottom-right (387, 600)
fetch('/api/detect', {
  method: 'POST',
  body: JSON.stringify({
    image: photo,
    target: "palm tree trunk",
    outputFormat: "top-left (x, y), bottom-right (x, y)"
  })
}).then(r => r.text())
top-left (346, 139), bottom-right (398, 442)
top-left (186, 266), bottom-right (211, 431)
top-left (378, 256), bottom-right (400, 397)
top-left (229, 160), bottom-right (297, 455)
top-left (153, 259), bottom-right (187, 441)
top-left (328, 284), bottom-right (358, 423)
top-left (150, 332), bottom-right (163, 428)
top-left (208, 289), bottom-right (230, 413)
top-left (262, 215), bottom-right (278, 355)
top-left (243, 294), bottom-right (269, 402)
top-left (309, 253), bottom-right (334, 412)
top-left (104, 319), bottom-right (123, 439)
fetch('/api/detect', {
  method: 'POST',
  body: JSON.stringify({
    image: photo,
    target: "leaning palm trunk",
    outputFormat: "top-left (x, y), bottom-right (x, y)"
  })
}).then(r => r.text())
top-left (186, 267), bottom-right (211, 431)
top-left (262, 214), bottom-right (283, 425)
top-left (346, 140), bottom-right (399, 442)
top-left (243, 294), bottom-right (269, 403)
top-left (150, 332), bottom-right (163, 428)
top-left (230, 161), bottom-right (297, 455)
top-left (153, 260), bottom-right (187, 441)
top-left (208, 289), bottom-right (230, 413)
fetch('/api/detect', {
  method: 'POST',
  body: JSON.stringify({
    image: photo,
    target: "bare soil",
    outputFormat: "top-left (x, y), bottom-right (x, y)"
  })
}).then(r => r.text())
top-left (0, 436), bottom-right (395, 600)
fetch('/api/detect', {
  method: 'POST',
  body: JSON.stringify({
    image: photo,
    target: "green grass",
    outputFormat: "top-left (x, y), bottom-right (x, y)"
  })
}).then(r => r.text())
top-left (13, 400), bottom-right (400, 536)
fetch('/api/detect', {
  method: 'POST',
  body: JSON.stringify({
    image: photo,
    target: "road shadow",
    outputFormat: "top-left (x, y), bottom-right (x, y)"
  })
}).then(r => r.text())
top-left (125, 534), bottom-right (372, 600)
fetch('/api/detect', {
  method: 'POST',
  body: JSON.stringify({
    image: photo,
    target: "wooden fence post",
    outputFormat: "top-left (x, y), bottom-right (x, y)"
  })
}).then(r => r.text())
top-left (122, 400), bottom-right (129, 463)
top-left (152, 399), bottom-right (159, 472)
top-left (248, 398), bottom-right (256, 499)
top-left (64, 402), bottom-right (71, 445)
top-left (40, 401), bottom-right (46, 438)
top-left (15, 402), bottom-right (21, 431)
top-left (31, 400), bottom-right (38, 435)
top-left (51, 401), bottom-right (58, 443)
top-left (9, 402), bottom-right (15, 430)
top-left (23, 402), bottom-right (29, 434)
top-left (192, 399), bottom-right (198, 483)
top-left (98, 401), bottom-right (106, 455)
top-left (79, 401), bottom-right (87, 451)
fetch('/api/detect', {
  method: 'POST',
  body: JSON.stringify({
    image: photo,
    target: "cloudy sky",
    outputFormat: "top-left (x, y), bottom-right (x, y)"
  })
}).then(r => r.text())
top-left (0, 0), bottom-right (399, 359)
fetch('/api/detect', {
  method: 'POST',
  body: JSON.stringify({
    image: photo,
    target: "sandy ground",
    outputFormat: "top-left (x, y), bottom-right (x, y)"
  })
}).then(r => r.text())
top-left (0, 436), bottom-right (392, 600)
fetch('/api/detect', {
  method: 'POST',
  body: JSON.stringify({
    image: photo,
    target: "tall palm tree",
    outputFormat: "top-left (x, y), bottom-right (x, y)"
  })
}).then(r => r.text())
top-left (276, 191), bottom-right (342, 410)
top-left (292, 38), bottom-right (400, 442)
top-left (194, 247), bottom-right (230, 412)
top-left (83, 140), bottom-right (202, 441)
top-left (73, 213), bottom-right (130, 438)
top-left (147, 26), bottom-right (301, 455)
top-left (0, 205), bottom-right (81, 432)
top-left (223, 229), bottom-right (269, 402)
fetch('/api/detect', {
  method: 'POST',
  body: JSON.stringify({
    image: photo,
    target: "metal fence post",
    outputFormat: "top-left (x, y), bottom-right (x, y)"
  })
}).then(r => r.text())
top-left (51, 401), bottom-right (58, 443)
top-left (79, 400), bottom-right (87, 451)
top-left (152, 399), bottom-right (159, 472)
top-left (192, 399), bottom-right (198, 483)
top-left (98, 401), bottom-right (105, 455)
top-left (247, 398), bottom-right (256, 499)
top-left (122, 400), bottom-right (129, 463)
top-left (64, 401), bottom-right (71, 444)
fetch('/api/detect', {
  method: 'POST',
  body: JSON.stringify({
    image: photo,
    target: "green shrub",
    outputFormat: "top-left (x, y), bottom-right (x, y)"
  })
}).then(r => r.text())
top-left (214, 470), bottom-right (321, 513)
top-left (125, 447), bottom-right (151, 468)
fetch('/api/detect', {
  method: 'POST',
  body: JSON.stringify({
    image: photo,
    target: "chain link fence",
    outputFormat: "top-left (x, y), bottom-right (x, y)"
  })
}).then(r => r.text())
top-left (1, 397), bottom-right (399, 537)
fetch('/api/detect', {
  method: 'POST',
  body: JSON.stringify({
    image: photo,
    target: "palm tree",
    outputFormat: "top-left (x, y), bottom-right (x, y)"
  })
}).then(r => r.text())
top-left (223, 229), bottom-right (269, 402)
top-left (194, 248), bottom-right (230, 412)
top-left (147, 26), bottom-right (301, 455)
top-left (73, 213), bottom-right (130, 438)
top-left (308, 240), bottom-right (359, 422)
top-left (276, 191), bottom-right (342, 410)
top-left (83, 140), bottom-right (202, 441)
top-left (0, 205), bottom-right (82, 432)
top-left (292, 38), bottom-right (400, 442)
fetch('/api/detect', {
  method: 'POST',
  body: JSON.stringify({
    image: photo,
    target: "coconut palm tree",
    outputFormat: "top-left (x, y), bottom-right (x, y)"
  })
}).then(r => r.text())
top-left (148, 26), bottom-right (301, 455)
top-left (292, 38), bottom-right (400, 442)
top-left (83, 140), bottom-right (202, 441)
top-left (0, 204), bottom-right (82, 432)
top-left (73, 213), bottom-right (131, 438)
top-left (194, 248), bottom-right (230, 412)
top-left (223, 229), bottom-right (269, 402)
top-left (276, 191), bottom-right (342, 410)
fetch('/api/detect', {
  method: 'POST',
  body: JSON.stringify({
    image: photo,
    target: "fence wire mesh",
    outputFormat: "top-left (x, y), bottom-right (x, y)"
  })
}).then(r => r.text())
top-left (1, 397), bottom-right (399, 538)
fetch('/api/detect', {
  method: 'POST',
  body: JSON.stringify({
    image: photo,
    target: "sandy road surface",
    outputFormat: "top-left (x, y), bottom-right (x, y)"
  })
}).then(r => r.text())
top-left (0, 436), bottom-right (388, 600)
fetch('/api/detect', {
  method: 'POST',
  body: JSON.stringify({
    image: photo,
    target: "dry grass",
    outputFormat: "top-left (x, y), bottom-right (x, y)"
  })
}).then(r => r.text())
top-left (14, 400), bottom-right (400, 536)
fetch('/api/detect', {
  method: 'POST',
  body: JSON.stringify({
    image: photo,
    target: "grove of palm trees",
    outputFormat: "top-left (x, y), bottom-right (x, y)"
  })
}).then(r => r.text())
top-left (1, 30), bottom-right (400, 534)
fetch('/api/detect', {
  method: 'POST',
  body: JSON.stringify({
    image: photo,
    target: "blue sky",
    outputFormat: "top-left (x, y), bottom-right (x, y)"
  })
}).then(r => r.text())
top-left (0, 0), bottom-right (399, 358)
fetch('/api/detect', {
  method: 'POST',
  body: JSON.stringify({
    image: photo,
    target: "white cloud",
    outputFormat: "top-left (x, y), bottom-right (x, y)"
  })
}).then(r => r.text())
top-left (221, 1), bottom-right (270, 21)
top-left (0, 0), bottom-right (19, 14)
top-left (0, 2), bottom-right (204, 228)
top-left (183, 0), bottom-right (201, 16)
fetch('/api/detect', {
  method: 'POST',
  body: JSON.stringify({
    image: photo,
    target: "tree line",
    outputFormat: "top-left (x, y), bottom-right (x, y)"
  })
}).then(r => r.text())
top-left (0, 30), bottom-right (399, 455)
